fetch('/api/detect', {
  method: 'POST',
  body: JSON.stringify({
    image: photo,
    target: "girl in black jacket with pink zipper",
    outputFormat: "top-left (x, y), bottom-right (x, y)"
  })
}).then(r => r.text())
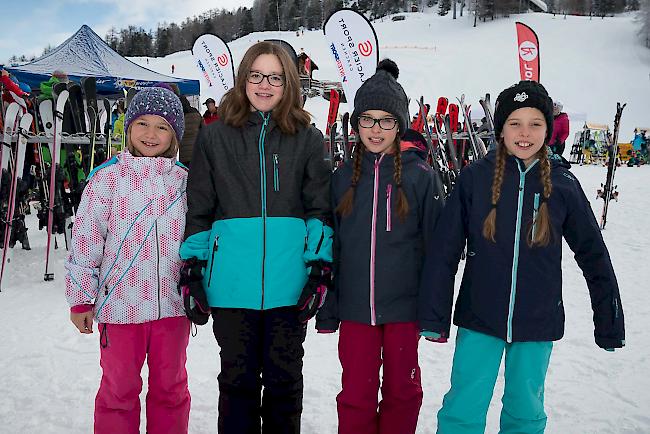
top-left (317, 59), bottom-right (444, 434)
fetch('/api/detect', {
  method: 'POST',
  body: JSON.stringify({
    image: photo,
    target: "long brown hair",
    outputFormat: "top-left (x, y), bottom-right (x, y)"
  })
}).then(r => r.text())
top-left (126, 124), bottom-right (179, 158)
top-left (335, 137), bottom-right (410, 221)
top-left (219, 41), bottom-right (310, 134)
top-left (482, 141), bottom-right (553, 247)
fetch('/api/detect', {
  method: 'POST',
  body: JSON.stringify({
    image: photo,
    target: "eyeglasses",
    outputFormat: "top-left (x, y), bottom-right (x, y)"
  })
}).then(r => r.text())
top-left (247, 71), bottom-right (285, 87)
top-left (358, 115), bottom-right (398, 130)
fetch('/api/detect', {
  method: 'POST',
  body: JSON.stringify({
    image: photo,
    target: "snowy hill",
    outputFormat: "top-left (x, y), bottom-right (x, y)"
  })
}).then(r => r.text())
top-left (0, 9), bottom-right (649, 434)
top-left (132, 10), bottom-right (649, 144)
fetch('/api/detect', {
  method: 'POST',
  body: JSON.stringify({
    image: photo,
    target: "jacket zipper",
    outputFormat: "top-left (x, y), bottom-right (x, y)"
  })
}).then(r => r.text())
top-left (531, 192), bottom-right (541, 242)
top-left (386, 184), bottom-right (392, 232)
top-left (155, 221), bottom-right (161, 320)
top-left (507, 159), bottom-right (538, 343)
top-left (207, 236), bottom-right (218, 287)
top-left (273, 153), bottom-right (280, 191)
top-left (258, 113), bottom-right (270, 309)
top-left (370, 154), bottom-right (385, 325)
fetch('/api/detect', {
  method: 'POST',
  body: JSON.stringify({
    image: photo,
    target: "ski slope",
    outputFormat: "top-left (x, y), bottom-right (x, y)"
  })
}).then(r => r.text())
top-left (0, 9), bottom-right (649, 434)
top-left (132, 10), bottom-right (649, 145)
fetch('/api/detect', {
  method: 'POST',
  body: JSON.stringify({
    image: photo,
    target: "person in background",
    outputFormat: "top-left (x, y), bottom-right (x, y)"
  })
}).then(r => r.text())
top-left (1, 69), bottom-right (29, 112)
top-left (112, 100), bottom-right (126, 138)
top-left (548, 101), bottom-right (569, 157)
top-left (202, 97), bottom-right (219, 125)
top-left (179, 95), bottom-right (202, 167)
top-left (39, 69), bottom-right (68, 102)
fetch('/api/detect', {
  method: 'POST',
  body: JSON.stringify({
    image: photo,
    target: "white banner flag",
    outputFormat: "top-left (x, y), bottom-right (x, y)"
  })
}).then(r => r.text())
top-left (192, 34), bottom-right (235, 104)
top-left (323, 9), bottom-right (379, 106)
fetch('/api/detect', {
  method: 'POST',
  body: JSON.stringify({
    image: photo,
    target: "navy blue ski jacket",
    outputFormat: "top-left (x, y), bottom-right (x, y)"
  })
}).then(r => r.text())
top-left (419, 150), bottom-right (625, 349)
top-left (317, 147), bottom-right (444, 330)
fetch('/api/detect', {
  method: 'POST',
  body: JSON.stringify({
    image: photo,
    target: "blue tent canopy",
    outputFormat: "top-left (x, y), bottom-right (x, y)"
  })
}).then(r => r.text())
top-left (6, 25), bottom-right (199, 96)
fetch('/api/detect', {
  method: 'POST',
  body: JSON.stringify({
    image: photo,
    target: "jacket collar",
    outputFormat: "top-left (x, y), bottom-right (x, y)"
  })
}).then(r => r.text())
top-left (484, 147), bottom-right (570, 174)
top-left (118, 150), bottom-right (177, 176)
top-left (361, 147), bottom-right (423, 168)
top-left (246, 110), bottom-right (278, 131)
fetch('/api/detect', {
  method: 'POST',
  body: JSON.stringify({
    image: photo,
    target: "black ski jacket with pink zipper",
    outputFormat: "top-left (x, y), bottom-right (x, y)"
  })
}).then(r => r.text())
top-left (316, 148), bottom-right (444, 330)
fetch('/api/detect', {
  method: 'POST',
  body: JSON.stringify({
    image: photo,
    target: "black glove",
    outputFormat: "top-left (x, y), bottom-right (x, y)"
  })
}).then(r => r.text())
top-left (297, 261), bottom-right (332, 323)
top-left (178, 258), bottom-right (211, 325)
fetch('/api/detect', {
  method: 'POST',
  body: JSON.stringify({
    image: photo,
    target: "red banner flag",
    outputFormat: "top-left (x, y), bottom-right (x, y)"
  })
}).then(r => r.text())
top-left (515, 22), bottom-right (540, 82)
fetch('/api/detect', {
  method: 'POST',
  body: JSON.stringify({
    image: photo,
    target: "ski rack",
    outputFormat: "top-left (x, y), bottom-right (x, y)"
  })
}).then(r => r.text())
top-left (8, 132), bottom-right (110, 146)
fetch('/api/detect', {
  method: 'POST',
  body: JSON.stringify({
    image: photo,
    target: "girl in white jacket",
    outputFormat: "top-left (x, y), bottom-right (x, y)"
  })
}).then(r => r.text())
top-left (65, 86), bottom-right (190, 434)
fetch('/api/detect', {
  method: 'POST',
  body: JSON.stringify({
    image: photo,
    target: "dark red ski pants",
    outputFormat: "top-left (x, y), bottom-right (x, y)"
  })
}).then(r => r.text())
top-left (336, 321), bottom-right (423, 434)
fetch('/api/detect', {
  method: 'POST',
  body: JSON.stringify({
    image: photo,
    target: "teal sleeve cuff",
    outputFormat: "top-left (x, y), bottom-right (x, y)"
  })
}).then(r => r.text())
top-left (180, 230), bottom-right (211, 261)
top-left (420, 331), bottom-right (442, 339)
top-left (303, 218), bottom-right (333, 263)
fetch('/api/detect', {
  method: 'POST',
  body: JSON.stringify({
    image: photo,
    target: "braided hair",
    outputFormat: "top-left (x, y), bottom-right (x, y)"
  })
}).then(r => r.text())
top-left (392, 138), bottom-right (409, 221)
top-left (336, 137), bottom-right (409, 221)
top-left (526, 145), bottom-right (553, 247)
top-left (482, 141), bottom-right (553, 247)
top-left (335, 137), bottom-right (365, 217)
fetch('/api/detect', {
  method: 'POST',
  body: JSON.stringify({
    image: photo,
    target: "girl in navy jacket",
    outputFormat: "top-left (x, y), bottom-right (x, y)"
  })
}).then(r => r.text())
top-left (317, 59), bottom-right (444, 434)
top-left (419, 81), bottom-right (625, 433)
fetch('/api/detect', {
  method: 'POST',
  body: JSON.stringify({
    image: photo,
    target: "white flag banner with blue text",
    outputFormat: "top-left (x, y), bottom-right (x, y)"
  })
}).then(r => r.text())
top-left (192, 34), bottom-right (236, 104)
top-left (323, 9), bottom-right (379, 106)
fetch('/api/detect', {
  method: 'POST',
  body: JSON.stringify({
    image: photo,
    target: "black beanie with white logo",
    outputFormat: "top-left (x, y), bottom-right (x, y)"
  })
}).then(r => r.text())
top-left (493, 80), bottom-right (554, 143)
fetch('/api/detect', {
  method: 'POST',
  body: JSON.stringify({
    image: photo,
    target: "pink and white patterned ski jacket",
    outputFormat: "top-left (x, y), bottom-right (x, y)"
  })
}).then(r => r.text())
top-left (65, 151), bottom-right (188, 324)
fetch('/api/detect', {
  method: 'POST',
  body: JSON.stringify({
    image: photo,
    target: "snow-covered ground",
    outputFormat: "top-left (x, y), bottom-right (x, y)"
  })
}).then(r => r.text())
top-left (0, 164), bottom-right (647, 433)
top-left (1, 8), bottom-right (649, 434)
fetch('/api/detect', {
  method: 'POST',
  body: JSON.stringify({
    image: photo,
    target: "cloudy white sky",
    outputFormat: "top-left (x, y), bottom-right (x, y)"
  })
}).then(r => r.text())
top-left (0, 0), bottom-right (255, 64)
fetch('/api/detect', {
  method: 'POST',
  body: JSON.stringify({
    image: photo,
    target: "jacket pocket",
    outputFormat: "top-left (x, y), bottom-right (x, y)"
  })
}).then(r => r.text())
top-left (386, 184), bottom-right (392, 232)
top-left (207, 236), bottom-right (219, 287)
top-left (531, 193), bottom-right (541, 242)
top-left (273, 153), bottom-right (280, 192)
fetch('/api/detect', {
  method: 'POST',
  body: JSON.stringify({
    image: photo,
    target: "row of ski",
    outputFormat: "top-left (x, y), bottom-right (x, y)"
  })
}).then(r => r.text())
top-left (324, 88), bottom-right (496, 197)
top-left (322, 88), bottom-right (627, 230)
top-left (0, 77), bottom-right (131, 288)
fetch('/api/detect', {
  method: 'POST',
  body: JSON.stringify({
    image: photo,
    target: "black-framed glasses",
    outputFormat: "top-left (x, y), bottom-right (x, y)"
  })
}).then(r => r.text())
top-left (358, 115), bottom-right (398, 130)
top-left (247, 71), bottom-right (285, 87)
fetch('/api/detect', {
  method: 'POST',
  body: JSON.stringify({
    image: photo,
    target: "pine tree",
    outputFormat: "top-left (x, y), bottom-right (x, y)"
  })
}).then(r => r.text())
top-left (240, 8), bottom-right (255, 36)
top-left (438, 0), bottom-right (452, 14)
top-left (306, 0), bottom-right (323, 29)
top-left (266, 0), bottom-right (280, 30)
top-left (638, 0), bottom-right (650, 47)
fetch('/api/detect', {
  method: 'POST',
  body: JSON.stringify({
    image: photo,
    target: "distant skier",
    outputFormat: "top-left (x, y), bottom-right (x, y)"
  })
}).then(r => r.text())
top-left (548, 100), bottom-right (569, 156)
top-left (171, 64), bottom-right (175, 74)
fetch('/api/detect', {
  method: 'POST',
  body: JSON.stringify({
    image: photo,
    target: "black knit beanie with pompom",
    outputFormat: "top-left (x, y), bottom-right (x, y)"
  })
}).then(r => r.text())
top-left (351, 58), bottom-right (410, 137)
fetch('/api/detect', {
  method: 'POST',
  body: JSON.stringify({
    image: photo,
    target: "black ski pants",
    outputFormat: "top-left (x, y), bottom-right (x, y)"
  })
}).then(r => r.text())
top-left (212, 306), bottom-right (307, 434)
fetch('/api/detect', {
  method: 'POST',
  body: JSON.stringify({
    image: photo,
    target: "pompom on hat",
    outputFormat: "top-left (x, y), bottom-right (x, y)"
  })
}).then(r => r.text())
top-left (493, 80), bottom-right (554, 143)
top-left (351, 58), bottom-right (410, 137)
top-left (124, 86), bottom-right (185, 143)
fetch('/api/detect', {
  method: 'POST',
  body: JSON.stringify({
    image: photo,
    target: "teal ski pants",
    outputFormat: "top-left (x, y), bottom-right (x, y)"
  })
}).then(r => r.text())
top-left (437, 327), bottom-right (553, 434)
